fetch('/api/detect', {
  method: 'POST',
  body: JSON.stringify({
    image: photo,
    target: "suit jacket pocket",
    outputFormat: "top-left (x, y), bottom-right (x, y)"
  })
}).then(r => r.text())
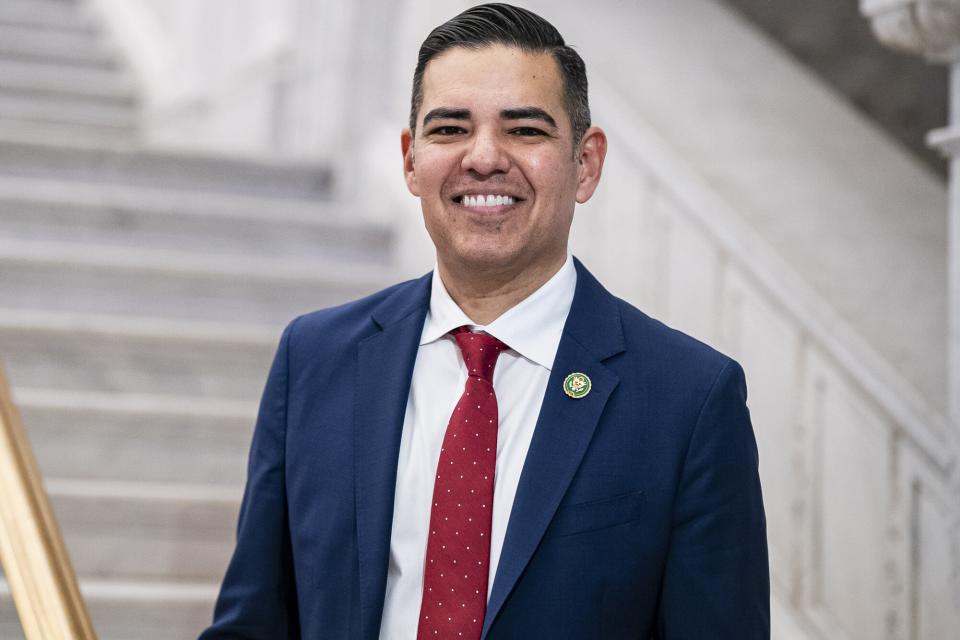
top-left (545, 490), bottom-right (645, 539)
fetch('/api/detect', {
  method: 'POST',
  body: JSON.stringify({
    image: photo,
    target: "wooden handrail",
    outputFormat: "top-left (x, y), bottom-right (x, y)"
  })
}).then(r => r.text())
top-left (0, 365), bottom-right (96, 639)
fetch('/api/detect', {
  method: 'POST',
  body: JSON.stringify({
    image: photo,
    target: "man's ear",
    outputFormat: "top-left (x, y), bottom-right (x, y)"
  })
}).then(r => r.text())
top-left (575, 126), bottom-right (607, 204)
top-left (401, 128), bottom-right (420, 197)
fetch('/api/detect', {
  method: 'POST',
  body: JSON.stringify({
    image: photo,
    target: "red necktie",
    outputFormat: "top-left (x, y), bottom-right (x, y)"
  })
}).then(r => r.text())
top-left (417, 327), bottom-right (508, 640)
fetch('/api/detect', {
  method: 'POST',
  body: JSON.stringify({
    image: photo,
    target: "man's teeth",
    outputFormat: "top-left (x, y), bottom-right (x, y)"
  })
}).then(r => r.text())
top-left (462, 195), bottom-right (515, 207)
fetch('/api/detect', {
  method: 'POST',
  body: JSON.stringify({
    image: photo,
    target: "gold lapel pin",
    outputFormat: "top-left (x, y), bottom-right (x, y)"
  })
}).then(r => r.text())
top-left (563, 372), bottom-right (592, 399)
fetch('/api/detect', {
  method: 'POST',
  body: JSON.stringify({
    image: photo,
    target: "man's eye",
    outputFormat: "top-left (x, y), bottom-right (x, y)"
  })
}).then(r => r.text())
top-left (509, 127), bottom-right (546, 136)
top-left (429, 126), bottom-right (466, 136)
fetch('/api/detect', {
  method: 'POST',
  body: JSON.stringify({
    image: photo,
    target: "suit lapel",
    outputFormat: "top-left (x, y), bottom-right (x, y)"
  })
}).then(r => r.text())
top-left (482, 260), bottom-right (625, 638)
top-left (354, 274), bottom-right (431, 640)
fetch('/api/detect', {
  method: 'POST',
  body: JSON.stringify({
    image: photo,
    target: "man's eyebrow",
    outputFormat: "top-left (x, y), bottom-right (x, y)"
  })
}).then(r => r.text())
top-left (501, 107), bottom-right (557, 128)
top-left (422, 108), bottom-right (471, 127)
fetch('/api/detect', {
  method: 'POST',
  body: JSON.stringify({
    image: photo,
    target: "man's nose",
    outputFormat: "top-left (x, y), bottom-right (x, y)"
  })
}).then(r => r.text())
top-left (460, 128), bottom-right (509, 175)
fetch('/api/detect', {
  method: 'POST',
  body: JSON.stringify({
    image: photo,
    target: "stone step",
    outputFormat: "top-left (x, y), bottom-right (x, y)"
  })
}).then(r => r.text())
top-left (0, 24), bottom-right (116, 67)
top-left (0, 120), bottom-right (137, 146)
top-left (46, 478), bottom-right (239, 583)
top-left (0, 578), bottom-right (217, 640)
top-left (0, 94), bottom-right (137, 130)
top-left (0, 59), bottom-right (136, 104)
top-left (16, 388), bottom-right (255, 486)
top-left (0, 0), bottom-right (94, 33)
top-left (0, 177), bottom-right (392, 263)
top-left (0, 240), bottom-right (388, 324)
top-left (0, 311), bottom-right (278, 399)
top-left (0, 131), bottom-right (334, 197)
top-left (0, 119), bottom-right (136, 146)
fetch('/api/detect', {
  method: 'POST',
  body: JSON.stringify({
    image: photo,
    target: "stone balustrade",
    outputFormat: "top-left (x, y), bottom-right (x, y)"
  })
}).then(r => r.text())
top-left (581, 71), bottom-right (959, 638)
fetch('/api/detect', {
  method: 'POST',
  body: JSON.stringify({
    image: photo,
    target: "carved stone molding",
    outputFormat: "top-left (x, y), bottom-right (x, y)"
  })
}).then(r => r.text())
top-left (861, 0), bottom-right (960, 62)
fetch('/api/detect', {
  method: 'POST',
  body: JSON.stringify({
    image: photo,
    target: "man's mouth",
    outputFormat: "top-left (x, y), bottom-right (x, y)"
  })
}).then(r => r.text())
top-left (452, 194), bottom-right (521, 208)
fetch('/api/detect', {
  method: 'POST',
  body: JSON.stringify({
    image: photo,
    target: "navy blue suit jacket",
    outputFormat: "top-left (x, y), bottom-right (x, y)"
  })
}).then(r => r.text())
top-left (200, 259), bottom-right (769, 639)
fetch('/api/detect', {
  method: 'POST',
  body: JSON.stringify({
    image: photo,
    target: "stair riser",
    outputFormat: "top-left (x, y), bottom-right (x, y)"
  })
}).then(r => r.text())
top-left (0, 330), bottom-right (276, 399)
top-left (52, 492), bottom-right (238, 583)
top-left (92, 598), bottom-right (216, 640)
top-left (0, 66), bottom-right (135, 104)
top-left (0, 121), bottom-right (136, 146)
top-left (0, 3), bottom-right (95, 34)
top-left (0, 95), bottom-right (137, 128)
top-left (23, 406), bottom-right (254, 485)
top-left (0, 199), bottom-right (391, 263)
top-left (0, 91), bottom-right (133, 120)
top-left (0, 143), bottom-right (334, 198)
top-left (0, 261), bottom-right (381, 325)
top-left (0, 28), bottom-right (115, 68)
top-left (0, 593), bottom-right (215, 640)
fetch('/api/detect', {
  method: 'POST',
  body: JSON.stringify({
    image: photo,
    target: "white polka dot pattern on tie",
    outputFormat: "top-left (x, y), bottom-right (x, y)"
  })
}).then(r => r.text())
top-left (417, 327), bottom-right (507, 640)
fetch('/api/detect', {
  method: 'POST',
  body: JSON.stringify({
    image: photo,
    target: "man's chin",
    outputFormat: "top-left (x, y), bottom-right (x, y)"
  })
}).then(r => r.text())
top-left (441, 245), bottom-right (524, 275)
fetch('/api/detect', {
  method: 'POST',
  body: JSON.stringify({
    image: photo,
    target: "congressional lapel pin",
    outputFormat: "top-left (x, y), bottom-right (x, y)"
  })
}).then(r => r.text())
top-left (563, 372), bottom-right (592, 399)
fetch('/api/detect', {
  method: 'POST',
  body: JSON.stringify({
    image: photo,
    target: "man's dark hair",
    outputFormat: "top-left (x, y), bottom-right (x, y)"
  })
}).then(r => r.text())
top-left (410, 3), bottom-right (591, 148)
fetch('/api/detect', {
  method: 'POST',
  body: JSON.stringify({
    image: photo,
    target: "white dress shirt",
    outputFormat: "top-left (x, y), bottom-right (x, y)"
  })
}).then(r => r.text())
top-left (378, 255), bottom-right (577, 639)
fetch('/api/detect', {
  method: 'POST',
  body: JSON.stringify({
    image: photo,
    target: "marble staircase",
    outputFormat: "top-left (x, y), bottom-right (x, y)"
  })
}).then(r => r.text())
top-left (0, 0), bottom-right (137, 143)
top-left (0, 1), bottom-right (395, 637)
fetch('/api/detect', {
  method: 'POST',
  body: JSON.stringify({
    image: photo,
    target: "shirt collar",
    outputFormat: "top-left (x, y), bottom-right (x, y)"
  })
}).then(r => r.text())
top-left (420, 254), bottom-right (577, 371)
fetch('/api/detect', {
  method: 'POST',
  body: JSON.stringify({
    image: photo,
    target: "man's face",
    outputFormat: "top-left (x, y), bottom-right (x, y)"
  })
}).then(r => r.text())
top-left (401, 44), bottom-right (604, 280)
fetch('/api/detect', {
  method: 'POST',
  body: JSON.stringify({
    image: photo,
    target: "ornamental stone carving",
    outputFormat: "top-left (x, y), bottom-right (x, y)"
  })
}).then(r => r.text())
top-left (861, 0), bottom-right (960, 62)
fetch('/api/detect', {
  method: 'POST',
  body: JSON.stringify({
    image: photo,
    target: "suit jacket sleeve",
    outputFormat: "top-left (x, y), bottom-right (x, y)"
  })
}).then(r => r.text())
top-left (199, 320), bottom-right (300, 639)
top-left (655, 359), bottom-right (770, 639)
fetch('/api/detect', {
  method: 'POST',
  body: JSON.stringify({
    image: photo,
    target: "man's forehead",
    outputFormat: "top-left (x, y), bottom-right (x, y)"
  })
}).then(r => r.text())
top-left (419, 44), bottom-right (564, 112)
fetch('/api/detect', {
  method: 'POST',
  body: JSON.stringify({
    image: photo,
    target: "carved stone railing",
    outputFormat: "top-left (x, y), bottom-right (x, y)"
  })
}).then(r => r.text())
top-left (862, 0), bottom-right (960, 425)
top-left (573, 69), bottom-right (960, 638)
top-left (0, 366), bottom-right (96, 639)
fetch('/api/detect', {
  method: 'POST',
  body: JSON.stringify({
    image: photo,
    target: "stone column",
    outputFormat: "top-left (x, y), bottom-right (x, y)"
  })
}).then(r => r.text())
top-left (861, 0), bottom-right (960, 422)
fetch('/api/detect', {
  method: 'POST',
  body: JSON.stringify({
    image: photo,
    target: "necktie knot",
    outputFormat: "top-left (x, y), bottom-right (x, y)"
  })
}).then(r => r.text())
top-left (451, 326), bottom-right (507, 384)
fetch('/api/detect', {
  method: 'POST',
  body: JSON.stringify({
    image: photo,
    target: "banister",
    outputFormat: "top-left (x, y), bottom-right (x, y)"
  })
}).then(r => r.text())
top-left (0, 365), bottom-right (96, 639)
top-left (592, 71), bottom-right (957, 463)
top-left (589, 69), bottom-right (960, 635)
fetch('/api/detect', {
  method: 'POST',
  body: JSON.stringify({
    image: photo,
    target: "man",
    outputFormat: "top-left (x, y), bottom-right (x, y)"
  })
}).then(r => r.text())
top-left (200, 4), bottom-right (769, 639)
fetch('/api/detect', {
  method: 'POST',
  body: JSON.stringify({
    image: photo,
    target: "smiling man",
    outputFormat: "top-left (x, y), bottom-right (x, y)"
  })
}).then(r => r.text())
top-left (200, 4), bottom-right (769, 639)
top-left (400, 42), bottom-right (603, 326)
